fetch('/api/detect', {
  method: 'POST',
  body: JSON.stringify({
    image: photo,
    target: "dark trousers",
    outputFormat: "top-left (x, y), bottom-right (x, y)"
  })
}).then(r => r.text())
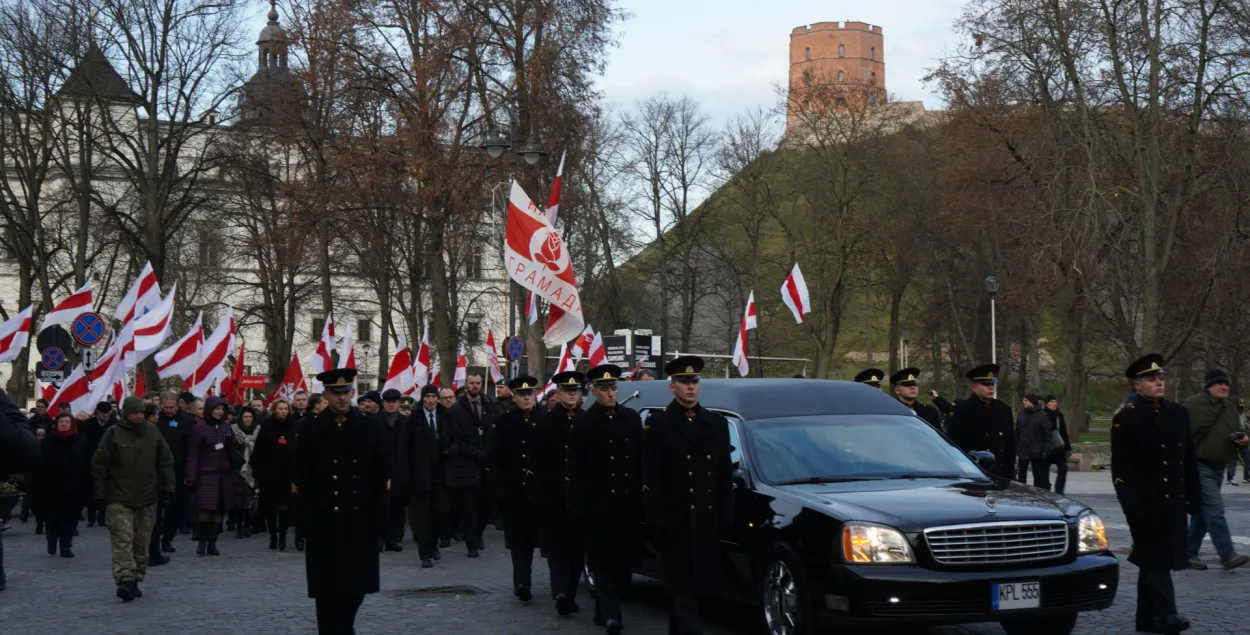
top-left (47, 517), bottom-right (76, 550)
top-left (1029, 459), bottom-right (1052, 491)
top-left (548, 550), bottom-right (584, 600)
top-left (315, 594), bottom-right (364, 635)
top-left (266, 509), bottom-right (291, 540)
top-left (589, 556), bottom-right (630, 624)
top-left (1016, 458), bottom-right (1029, 483)
top-left (448, 487), bottom-right (480, 549)
top-left (669, 592), bottom-right (702, 635)
top-left (148, 504), bottom-right (165, 560)
top-left (0, 531), bottom-right (6, 588)
top-left (1135, 569), bottom-right (1177, 625)
top-left (406, 491), bottom-right (438, 559)
top-left (1052, 453), bottom-right (1069, 494)
top-left (86, 498), bottom-right (106, 525)
top-left (386, 495), bottom-right (406, 545)
top-left (510, 543), bottom-right (535, 588)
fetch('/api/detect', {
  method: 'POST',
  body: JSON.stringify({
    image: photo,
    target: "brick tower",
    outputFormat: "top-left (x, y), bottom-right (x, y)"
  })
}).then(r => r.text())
top-left (787, 21), bottom-right (886, 131)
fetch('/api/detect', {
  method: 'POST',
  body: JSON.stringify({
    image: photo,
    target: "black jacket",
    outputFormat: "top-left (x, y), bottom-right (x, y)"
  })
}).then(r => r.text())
top-left (1111, 396), bottom-right (1200, 572)
top-left (34, 431), bottom-right (92, 517)
top-left (948, 395), bottom-right (1016, 477)
top-left (399, 408), bottom-right (443, 495)
top-left (568, 401), bottom-right (643, 560)
top-left (156, 409), bottom-right (195, 472)
top-left (899, 398), bottom-right (943, 430)
top-left (29, 411), bottom-right (53, 431)
top-left (441, 404), bottom-right (484, 488)
top-left (292, 406), bottom-right (389, 598)
top-left (250, 415), bottom-right (297, 507)
top-left (79, 413), bottom-right (117, 452)
top-left (457, 393), bottom-right (499, 448)
top-left (0, 388), bottom-right (38, 479)
top-left (1044, 408), bottom-right (1071, 453)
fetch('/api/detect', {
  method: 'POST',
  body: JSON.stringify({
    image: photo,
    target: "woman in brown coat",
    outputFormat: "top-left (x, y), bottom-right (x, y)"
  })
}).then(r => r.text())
top-left (186, 395), bottom-right (237, 556)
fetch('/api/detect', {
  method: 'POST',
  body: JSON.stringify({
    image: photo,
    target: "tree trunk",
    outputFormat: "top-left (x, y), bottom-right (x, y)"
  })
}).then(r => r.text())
top-left (1063, 280), bottom-right (1088, 432)
top-left (1027, 315), bottom-right (1041, 392)
top-left (427, 222), bottom-right (455, 382)
top-left (887, 288), bottom-right (903, 373)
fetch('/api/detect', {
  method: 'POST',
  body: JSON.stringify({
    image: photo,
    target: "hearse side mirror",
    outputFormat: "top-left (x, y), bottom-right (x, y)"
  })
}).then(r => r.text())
top-left (968, 450), bottom-right (996, 472)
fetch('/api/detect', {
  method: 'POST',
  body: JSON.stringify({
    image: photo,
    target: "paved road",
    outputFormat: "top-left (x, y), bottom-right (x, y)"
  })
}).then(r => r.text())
top-left (1, 478), bottom-right (1245, 634)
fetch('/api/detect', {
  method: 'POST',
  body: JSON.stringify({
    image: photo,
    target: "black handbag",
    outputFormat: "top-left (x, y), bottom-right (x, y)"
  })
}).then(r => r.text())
top-left (229, 443), bottom-right (246, 470)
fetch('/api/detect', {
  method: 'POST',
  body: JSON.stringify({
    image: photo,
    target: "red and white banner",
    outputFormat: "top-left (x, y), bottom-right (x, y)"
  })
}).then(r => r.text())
top-left (265, 352), bottom-right (308, 406)
top-left (42, 280), bottom-right (93, 330)
top-left (49, 364), bottom-right (93, 416)
top-left (430, 352), bottom-right (441, 389)
top-left (504, 180), bottom-right (584, 346)
top-left (587, 330), bottom-right (607, 367)
top-left (383, 335), bottom-right (416, 395)
top-left (0, 305), bottom-right (33, 363)
top-left (155, 312), bottom-right (202, 380)
top-left (542, 343), bottom-right (576, 395)
top-left (731, 291), bottom-right (757, 377)
top-left (221, 339), bottom-right (246, 404)
top-left (113, 262), bottom-right (160, 324)
top-left (525, 291), bottom-right (538, 326)
top-left (40, 382), bottom-right (57, 402)
top-left (483, 329), bottom-right (504, 383)
top-left (452, 342), bottom-right (467, 391)
top-left (187, 307), bottom-right (235, 398)
top-left (128, 282), bottom-right (177, 366)
top-left (132, 369), bottom-right (146, 399)
top-left (310, 312), bottom-right (335, 391)
top-left (413, 322), bottom-right (431, 388)
top-left (339, 323), bottom-right (358, 398)
top-left (546, 149), bottom-right (566, 225)
top-left (570, 324), bottom-right (594, 361)
top-left (781, 263), bottom-right (811, 324)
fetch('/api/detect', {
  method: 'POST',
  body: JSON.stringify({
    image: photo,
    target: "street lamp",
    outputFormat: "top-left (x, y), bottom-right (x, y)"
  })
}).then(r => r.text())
top-left (478, 127), bottom-right (509, 159)
top-left (984, 275), bottom-right (999, 365)
top-left (901, 329), bottom-right (911, 368)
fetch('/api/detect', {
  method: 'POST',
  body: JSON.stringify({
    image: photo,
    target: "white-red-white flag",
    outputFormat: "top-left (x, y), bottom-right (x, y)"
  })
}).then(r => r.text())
top-left (155, 313), bottom-right (202, 380)
top-left (781, 263), bottom-right (811, 324)
top-left (113, 262), bottom-right (160, 324)
top-left (484, 329), bottom-right (504, 383)
top-left (430, 351), bottom-right (441, 389)
top-left (525, 292), bottom-right (538, 326)
top-left (49, 364), bottom-right (93, 416)
top-left (504, 180), bottom-right (584, 346)
top-left (187, 308), bottom-right (235, 398)
top-left (731, 291), bottom-right (757, 377)
top-left (310, 312), bottom-right (335, 391)
top-left (128, 282), bottom-right (177, 366)
top-left (413, 322), bottom-right (432, 388)
top-left (542, 343), bottom-right (576, 395)
top-left (452, 343), bottom-right (467, 391)
top-left (339, 323), bottom-right (357, 398)
top-left (546, 149), bottom-right (566, 225)
top-left (265, 352), bottom-right (308, 406)
top-left (587, 331), bottom-right (607, 367)
top-left (42, 280), bottom-right (94, 330)
top-left (570, 324), bottom-right (594, 361)
top-left (383, 336), bottom-right (415, 395)
top-left (0, 305), bottom-right (33, 363)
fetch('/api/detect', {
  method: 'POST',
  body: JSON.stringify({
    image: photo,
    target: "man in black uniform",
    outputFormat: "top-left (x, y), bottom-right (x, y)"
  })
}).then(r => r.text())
top-left (488, 376), bottom-right (541, 603)
top-left (853, 368), bottom-right (885, 388)
top-left (947, 364), bottom-right (1016, 479)
top-left (569, 364), bottom-right (642, 635)
top-left (643, 356), bottom-right (733, 635)
top-left (1111, 354), bottom-right (1200, 634)
top-left (375, 389), bottom-right (407, 553)
top-left (889, 368), bottom-right (943, 430)
top-left (293, 368), bottom-right (390, 635)
top-left (535, 370), bottom-right (586, 616)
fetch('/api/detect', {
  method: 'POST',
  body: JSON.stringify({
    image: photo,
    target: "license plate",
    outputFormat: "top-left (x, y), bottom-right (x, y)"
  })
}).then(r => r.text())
top-left (992, 581), bottom-right (1040, 611)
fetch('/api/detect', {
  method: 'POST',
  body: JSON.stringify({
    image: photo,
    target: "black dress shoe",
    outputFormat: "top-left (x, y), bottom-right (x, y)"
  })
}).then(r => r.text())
top-left (606, 618), bottom-right (623, 635)
top-left (556, 593), bottom-right (573, 616)
top-left (515, 585), bottom-right (532, 603)
top-left (129, 581), bottom-right (142, 598)
top-left (117, 583), bottom-right (135, 602)
top-left (433, 549), bottom-right (441, 561)
top-left (149, 553), bottom-right (167, 565)
top-left (569, 600), bottom-right (580, 614)
top-left (467, 547), bottom-right (480, 558)
top-left (161, 542), bottom-right (176, 553)
top-left (47, 541), bottom-right (57, 555)
top-left (87, 521), bottom-right (95, 528)
top-left (269, 535), bottom-right (278, 550)
top-left (385, 541), bottom-right (403, 552)
top-left (179, 527), bottom-right (190, 535)
top-left (196, 541), bottom-right (207, 556)
top-left (1136, 614), bottom-right (1191, 634)
top-left (594, 612), bottom-right (605, 627)
top-left (421, 557), bottom-right (433, 568)
top-left (61, 548), bottom-right (75, 558)
top-left (295, 537), bottom-right (305, 551)
top-left (439, 538), bottom-right (450, 549)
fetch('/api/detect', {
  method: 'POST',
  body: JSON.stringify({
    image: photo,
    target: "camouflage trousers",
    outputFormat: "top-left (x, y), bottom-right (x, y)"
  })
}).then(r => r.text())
top-left (107, 503), bottom-right (157, 584)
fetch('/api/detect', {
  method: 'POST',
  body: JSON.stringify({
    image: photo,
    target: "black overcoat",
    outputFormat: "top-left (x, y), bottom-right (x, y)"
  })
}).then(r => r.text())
top-left (293, 406), bottom-right (390, 598)
top-left (642, 400), bottom-right (733, 597)
top-left (1111, 396), bottom-right (1201, 572)
top-left (948, 395), bottom-right (1016, 478)
top-left (487, 406), bottom-right (539, 549)
top-left (34, 432), bottom-right (92, 519)
top-left (441, 405), bottom-right (484, 488)
top-left (534, 404), bottom-right (582, 555)
top-left (250, 415), bottom-right (297, 509)
top-left (568, 402), bottom-right (643, 569)
top-left (399, 409), bottom-right (441, 495)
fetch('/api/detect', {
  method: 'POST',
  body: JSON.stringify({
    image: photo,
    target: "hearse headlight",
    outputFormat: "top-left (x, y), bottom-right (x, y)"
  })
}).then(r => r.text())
top-left (842, 522), bottom-right (915, 564)
top-left (1078, 511), bottom-right (1108, 553)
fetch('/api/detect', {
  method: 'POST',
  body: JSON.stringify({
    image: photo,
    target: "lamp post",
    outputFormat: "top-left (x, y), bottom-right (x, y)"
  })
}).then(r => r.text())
top-left (901, 329), bottom-right (910, 368)
top-left (478, 107), bottom-right (546, 342)
top-left (984, 275), bottom-right (1000, 365)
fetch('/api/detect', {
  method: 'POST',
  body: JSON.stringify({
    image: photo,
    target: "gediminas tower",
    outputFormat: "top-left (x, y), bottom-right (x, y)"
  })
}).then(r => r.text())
top-left (787, 21), bottom-right (887, 131)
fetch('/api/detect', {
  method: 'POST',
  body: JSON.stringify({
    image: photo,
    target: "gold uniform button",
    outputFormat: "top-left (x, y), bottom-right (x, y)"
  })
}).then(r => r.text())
top-left (333, 475), bottom-right (338, 480)
top-left (689, 488), bottom-right (694, 493)
top-left (688, 471), bottom-right (693, 476)
top-left (334, 491), bottom-right (339, 496)
top-left (522, 454), bottom-right (527, 459)
top-left (687, 455), bottom-right (692, 460)
top-left (690, 505), bottom-right (695, 510)
top-left (333, 460), bottom-right (338, 465)
top-left (706, 455), bottom-right (711, 460)
top-left (1163, 461), bottom-right (1168, 466)
top-left (708, 505), bottom-right (713, 511)
top-left (610, 490), bottom-right (616, 494)
top-left (334, 506), bottom-right (339, 512)
top-left (1163, 478), bottom-right (1168, 483)
top-left (610, 456), bottom-right (615, 461)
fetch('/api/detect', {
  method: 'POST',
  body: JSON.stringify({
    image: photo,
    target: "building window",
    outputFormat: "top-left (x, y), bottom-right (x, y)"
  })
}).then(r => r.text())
top-left (871, 72), bottom-right (877, 86)
top-left (804, 47), bottom-right (811, 61)
top-left (838, 45), bottom-right (845, 58)
top-left (871, 47), bottom-right (875, 60)
top-left (837, 70), bottom-right (845, 82)
top-left (357, 319), bottom-right (372, 343)
top-left (465, 319), bottom-right (481, 345)
top-left (198, 229), bottom-right (220, 268)
top-left (312, 316), bottom-right (326, 336)
top-left (836, 97), bottom-right (848, 109)
top-left (868, 93), bottom-right (877, 105)
top-left (465, 248), bottom-right (482, 279)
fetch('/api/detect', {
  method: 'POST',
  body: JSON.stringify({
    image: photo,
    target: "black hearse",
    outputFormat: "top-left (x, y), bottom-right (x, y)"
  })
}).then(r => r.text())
top-left (590, 379), bottom-right (1117, 635)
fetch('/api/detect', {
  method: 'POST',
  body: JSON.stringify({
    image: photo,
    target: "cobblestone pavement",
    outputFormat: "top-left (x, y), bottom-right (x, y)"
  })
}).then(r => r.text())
top-left (0, 489), bottom-right (1245, 634)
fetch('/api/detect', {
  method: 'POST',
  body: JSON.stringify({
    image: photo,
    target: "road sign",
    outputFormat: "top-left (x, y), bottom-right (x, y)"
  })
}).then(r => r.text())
top-left (239, 376), bottom-right (268, 389)
top-left (41, 346), bottom-right (66, 370)
top-left (82, 348), bottom-right (95, 371)
top-left (505, 336), bottom-right (524, 361)
top-left (71, 312), bottom-right (107, 347)
top-left (37, 369), bottom-right (65, 383)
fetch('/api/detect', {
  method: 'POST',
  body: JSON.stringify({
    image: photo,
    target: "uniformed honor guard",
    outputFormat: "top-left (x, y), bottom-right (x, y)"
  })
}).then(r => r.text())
top-left (488, 376), bottom-right (542, 603)
top-left (643, 356), bottom-right (733, 635)
top-left (536, 371), bottom-right (587, 616)
top-left (947, 364), bottom-right (1016, 478)
top-left (889, 368), bottom-right (943, 429)
top-left (853, 368), bottom-right (885, 387)
top-left (292, 368), bottom-right (391, 635)
top-left (1112, 354), bottom-right (1200, 634)
top-left (569, 364), bottom-right (642, 635)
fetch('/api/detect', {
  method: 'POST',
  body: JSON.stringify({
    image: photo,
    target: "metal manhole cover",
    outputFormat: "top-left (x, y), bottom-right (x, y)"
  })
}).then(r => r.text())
top-left (395, 585), bottom-right (483, 597)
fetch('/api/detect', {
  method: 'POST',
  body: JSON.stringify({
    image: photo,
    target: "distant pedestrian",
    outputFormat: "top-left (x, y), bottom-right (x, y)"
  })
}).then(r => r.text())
top-left (1043, 396), bottom-right (1071, 495)
top-left (400, 386), bottom-right (444, 568)
top-left (1226, 396), bottom-right (1249, 486)
top-left (1015, 393), bottom-right (1055, 489)
top-left (230, 408), bottom-right (260, 538)
top-left (90, 396), bottom-right (175, 602)
top-left (186, 396), bottom-right (238, 557)
top-left (154, 392), bottom-right (193, 553)
top-left (1182, 369), bottom-right (1249, 571)
top-left (250, 399), bottom-right (297, 551)
top-left (81, 402), bottom-right (118, 527)
top-left (1111, 354), bottom-right (1199, 634)
top-left (35, 412), bottom-right (91, 558)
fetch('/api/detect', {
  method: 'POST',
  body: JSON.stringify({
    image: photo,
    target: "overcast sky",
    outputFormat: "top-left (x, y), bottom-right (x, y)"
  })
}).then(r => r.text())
top-left (598, 0), bottom-right (972, 123)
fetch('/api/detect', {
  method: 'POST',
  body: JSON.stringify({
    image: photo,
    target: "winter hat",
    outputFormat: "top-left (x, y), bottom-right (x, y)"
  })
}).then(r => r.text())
top-left (420, 385), bottom-right (439, 398)
top-left (1204, 368), bottom-right (1230, 389)
top-left (1043, 394), bottom-right (1057, 404)
top-left (1023, 393), bottom-right (1044, 408)
top-left (122, 396), bottom-right (146, 418)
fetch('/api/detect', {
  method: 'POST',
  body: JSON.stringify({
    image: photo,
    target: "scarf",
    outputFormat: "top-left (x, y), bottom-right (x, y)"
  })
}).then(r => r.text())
top-left (50, 421), bottom-right (78, 439)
